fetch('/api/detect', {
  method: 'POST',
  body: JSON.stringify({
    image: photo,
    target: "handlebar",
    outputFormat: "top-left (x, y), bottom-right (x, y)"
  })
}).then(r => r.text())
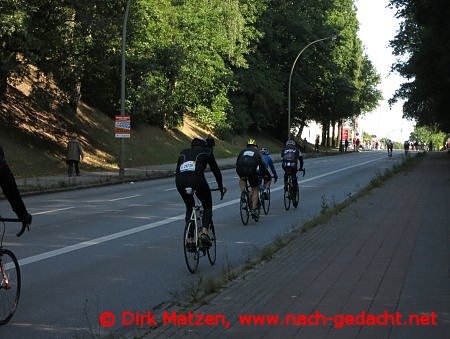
top-left (211, 187), bottom-right (227, 200)
top-left (299, 168), bottom-right (306, 177)
top-left (0, 217), bottom-right (29, 237)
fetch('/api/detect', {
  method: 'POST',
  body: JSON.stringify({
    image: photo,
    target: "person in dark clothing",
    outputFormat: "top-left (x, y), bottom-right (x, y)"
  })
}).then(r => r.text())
top-left (0, 145), bottom-right (32, 232)
top-left (236, 139), bottom-right (270, 218)
top-left (281, 139), bottom-right (304, 194)
top-left (175, 138), bottom-right (225, 247)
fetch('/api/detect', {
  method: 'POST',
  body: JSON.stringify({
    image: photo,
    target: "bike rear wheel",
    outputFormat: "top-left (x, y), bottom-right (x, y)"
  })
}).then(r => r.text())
top-left (292, 184), bottom-right (300, 208)
top-left (262, 187), bottom-right (270, 215)
top-left (284, 183), bottom-right (291, 211)
top-left (207, 222), bottom-right (216, 265)
top-left (183, 221), bottom-right (199, 273)
top-left (240, 191), bottom-right (249, 225)
top-left (0, 249), bottom-right (21, 325)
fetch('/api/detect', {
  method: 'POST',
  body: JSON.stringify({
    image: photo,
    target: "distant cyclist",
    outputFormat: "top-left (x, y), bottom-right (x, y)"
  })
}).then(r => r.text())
top-left (236, 139), bottom-right (269, 218)
top-left (175, 138), bottom-right (225, 248)
top-left (386, 139), bottom-right (393, 157)
top-left (404, 140), bottom-right (410, 155)
top-left (0, 145), bottom-right (32, 232)
top-left (281, 140), bottom-right (304, 194)
top-left (260, 147), bottom-right (278, 198)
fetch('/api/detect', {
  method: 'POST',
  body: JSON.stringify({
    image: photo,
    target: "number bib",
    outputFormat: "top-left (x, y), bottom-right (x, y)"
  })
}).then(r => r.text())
top-left (179, 161), bottom-right (196, 173)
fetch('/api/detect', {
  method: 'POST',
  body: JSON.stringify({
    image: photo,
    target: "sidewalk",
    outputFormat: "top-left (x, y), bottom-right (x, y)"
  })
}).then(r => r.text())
top-left (149, 152), bottom-right (449, 338)
top-left (13, 157), bottom-right (239, 195)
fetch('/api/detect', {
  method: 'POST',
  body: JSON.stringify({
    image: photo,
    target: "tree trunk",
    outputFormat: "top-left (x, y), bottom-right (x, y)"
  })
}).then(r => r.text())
top-left (331, 121), bottom-right (336, 147)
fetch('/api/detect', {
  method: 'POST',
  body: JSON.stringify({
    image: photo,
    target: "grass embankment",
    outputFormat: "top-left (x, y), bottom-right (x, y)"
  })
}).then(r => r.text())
top-left (1, 72), bottom-right (282, 178)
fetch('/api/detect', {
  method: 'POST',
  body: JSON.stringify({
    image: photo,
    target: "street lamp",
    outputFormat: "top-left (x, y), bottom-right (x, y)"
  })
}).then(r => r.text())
top-left (119, 0), bottom-right (131, 178)
top-left (287, 35), bottom-right (337, 140)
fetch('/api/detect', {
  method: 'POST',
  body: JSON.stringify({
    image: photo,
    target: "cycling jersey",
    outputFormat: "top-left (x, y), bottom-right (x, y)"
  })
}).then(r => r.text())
top-left (236, 146), bottom-right (268, 187)
top-left (175, 145), bottom-right (223, 229)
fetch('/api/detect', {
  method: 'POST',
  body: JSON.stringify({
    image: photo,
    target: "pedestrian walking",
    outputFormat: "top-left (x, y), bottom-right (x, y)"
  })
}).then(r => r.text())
top-left (66, 132), bottom-right (83, 176)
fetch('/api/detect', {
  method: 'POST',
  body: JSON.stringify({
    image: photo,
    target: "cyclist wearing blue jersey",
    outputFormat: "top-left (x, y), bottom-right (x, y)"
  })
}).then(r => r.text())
top-left (260, 148), bottom-right (278, 197)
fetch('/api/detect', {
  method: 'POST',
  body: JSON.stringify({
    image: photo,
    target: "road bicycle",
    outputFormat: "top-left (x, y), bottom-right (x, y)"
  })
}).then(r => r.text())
top-left (239, 180), bottom-right (261, 225)
top-left (0, 216), bottom-right (28, 325)
top-left (284, 168), bottom-right (305, 211)
top-left (183, 187), bottom-right (225, 274)
top-left (259, 176), bottom-right (273, 215)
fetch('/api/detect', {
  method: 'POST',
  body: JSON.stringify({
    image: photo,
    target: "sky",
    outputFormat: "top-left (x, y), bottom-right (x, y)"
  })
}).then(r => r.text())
top-left (355, 0), bottom-right (415, 142)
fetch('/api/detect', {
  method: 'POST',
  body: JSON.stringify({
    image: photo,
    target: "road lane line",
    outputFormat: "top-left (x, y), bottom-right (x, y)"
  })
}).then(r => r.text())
top-left (19, 156), bottom-right (384, 267)
top-left (33, 207), bottom-right (75, 215)
top-left (108, 194), bottom-right (141, 202)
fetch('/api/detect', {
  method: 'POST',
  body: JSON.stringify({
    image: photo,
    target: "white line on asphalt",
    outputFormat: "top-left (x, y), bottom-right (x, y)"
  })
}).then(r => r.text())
top-left (108, 194), bottom-right (141, 202)
top-left (33, 207), bottom-right (75, 215)
top-left (165, 188), bottom-right (177, 191)
top-left (18, 156), bottom-right (384, 267)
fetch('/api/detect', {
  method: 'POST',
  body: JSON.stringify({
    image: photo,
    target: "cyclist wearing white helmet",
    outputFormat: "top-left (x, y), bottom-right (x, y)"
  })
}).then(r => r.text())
top-left (281, 139), bottom-right (304, 194)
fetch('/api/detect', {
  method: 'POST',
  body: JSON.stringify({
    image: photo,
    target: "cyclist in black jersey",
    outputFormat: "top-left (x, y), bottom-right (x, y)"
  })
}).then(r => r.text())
top-left (0, 145), bottom-right (32, 230)
top-left (281, 139), bottom-right (304, 194)
top-left (175, 138), bottom-right (224, 247)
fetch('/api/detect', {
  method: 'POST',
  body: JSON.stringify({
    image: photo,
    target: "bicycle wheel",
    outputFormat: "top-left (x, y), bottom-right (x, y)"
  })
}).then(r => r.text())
top-left (284, 183), bottom-right (291, 211)
top-left (293, 184), bottom-right (300, 208)
top-left (240, 191), bottom-right (249, 225)
top-left (262, 187), bottom-right (270, 215)
top-left (0, 249), bottom-right (21, 325)
top-left (207, 222), bottom-right (216, 265)
top-left (183, 221), bottom-right (199, 273)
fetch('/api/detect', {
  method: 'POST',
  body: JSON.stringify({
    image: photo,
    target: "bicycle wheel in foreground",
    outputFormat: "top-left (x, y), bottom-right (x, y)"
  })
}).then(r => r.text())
top-left (262, 187), bottom-right (270, 215)
top-left (0, 249), bottom-right (21, 325)
top-left (240, 191), bottom-right (249, 225)
top-left (207, 223), bottom-right (216, 265)
top-left (293, 184), bottom-right (300, 208)
top-left (284, 184), bottom-right (291, 211)
top-left (183, 221), bottom-right (199, 273)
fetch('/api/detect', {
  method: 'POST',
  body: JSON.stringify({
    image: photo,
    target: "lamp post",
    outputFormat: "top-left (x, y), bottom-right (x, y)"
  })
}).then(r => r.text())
top-left (119, 0), bottom-right (131, 178)
top-left (287, 35), bottom-right (337, 140)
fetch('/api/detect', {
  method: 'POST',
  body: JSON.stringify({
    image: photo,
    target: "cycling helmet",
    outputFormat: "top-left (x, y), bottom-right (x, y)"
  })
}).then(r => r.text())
top-left (247, 138), bottom-right (258, 148)
top-left (286, 139), bottom-right (295, 146)
top-left (191, 137), bottom-right (207, 147)
top-left (260, 147), bottom-right (269, 155)
top-left (206, 135), bottom-right (215, 148)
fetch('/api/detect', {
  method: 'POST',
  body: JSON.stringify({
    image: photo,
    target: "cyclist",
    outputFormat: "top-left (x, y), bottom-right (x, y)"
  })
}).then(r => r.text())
top-left (260, 147), bottom-right (278, 198)
top-left (281, 139), bottom-right (304, 194)
top-left (404, 140), bottom-right (410, 154)
top-left (386, 139), bottom-right (393, 156)
top-left (236, 139), bottom-right (269, 219)
top-left (0, 145), bottom-right (32, 231)
top-left (175, 138), bottom-right (225, 248)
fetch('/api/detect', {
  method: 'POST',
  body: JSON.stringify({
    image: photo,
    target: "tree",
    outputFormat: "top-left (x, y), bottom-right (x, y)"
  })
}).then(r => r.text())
top-left (389, 0), bottom-right (450, 131)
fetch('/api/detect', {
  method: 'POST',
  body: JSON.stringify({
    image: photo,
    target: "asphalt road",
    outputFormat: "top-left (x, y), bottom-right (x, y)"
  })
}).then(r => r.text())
top-left (0, 150), bottom-right (406, 338)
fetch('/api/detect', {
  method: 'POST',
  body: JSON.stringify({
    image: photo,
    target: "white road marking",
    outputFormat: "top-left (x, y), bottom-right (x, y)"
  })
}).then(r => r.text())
top-left (19, 156), bottom-right (384, 267)
top-left (108, 194), bottom-right (141, 202)
top-left (33, 207), bottom-right (75, 215)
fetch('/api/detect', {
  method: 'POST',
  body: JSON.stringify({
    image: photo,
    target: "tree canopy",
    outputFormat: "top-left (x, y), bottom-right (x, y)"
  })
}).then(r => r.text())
top-left (389, 0), bottom-right (450, 131)
top-left (1, 0), bottom-right (382, 140)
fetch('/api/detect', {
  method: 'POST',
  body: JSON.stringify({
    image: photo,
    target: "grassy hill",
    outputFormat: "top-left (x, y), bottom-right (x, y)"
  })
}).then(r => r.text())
top-left (0, 70), bottom-right (283, 178)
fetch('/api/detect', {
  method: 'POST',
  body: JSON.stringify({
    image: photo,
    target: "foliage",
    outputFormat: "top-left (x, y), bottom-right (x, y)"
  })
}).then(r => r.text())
top-left (1, 0), bottom-right (382, 140)
top-left (408, 125), bottom-right (446, 149)
top-left (389, 0), bottom-right (450, 131)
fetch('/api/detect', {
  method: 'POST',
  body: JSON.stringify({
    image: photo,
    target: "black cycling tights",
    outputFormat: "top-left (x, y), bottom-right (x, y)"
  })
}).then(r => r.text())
top-left (175, 175), bottom-right (213, 229)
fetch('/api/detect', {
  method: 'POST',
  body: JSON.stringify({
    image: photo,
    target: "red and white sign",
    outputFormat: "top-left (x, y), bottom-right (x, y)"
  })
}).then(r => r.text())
top-left (342, 128), bottom-right (349, 141)
top-left (115, 115), bottom-right (131, 138)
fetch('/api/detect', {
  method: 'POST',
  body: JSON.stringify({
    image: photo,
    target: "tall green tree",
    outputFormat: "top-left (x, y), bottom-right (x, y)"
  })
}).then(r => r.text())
top-left (389, 0), bottom-right (450, 131)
